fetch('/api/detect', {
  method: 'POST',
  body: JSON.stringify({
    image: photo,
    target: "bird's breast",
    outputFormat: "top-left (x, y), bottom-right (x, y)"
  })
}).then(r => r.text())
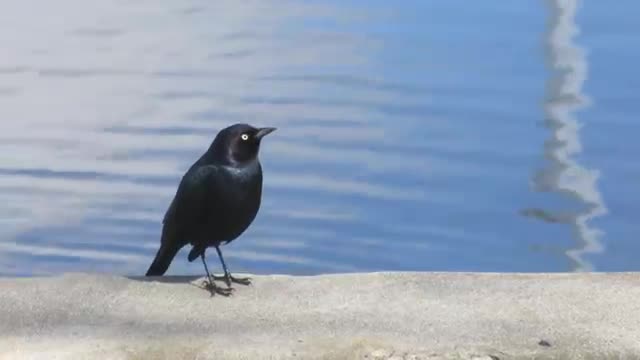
top-left (206, 168), bottom-right (262, 240)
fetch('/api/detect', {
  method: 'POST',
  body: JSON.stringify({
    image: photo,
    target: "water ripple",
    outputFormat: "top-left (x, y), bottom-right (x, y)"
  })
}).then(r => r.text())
top-left (0, 0), bottom-right (634, 275)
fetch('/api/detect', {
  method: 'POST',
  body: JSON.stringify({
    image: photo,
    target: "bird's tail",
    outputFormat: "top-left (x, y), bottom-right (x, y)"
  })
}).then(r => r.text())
top-left (146, 223), bottom-right (183, 276)
top-left (145, 241), bottom-right (181, 276)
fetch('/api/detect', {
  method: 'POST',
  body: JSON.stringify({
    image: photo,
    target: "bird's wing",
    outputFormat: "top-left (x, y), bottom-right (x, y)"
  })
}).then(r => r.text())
top-left (161, 165), bottom-right (223, 243)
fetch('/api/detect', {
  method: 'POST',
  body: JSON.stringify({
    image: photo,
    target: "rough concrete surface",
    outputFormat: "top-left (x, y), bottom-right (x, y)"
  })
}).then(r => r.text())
top-left (0, 272), bottom-right (639, 359)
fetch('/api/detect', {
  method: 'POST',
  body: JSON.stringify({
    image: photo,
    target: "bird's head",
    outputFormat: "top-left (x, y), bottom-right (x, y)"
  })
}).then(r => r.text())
top-left (210, 123), bottom-right (276, 165)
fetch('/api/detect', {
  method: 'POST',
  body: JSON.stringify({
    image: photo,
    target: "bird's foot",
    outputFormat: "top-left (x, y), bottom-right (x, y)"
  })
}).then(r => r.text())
top-left (213, 274), bottom-right (252, 287)
top-left (201, 279), bottom-right (234, 297)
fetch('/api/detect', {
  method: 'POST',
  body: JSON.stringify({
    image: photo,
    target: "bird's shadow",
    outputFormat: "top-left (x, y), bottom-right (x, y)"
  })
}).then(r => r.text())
top-left (126, 275), bottom-right (204, 284)
top-left (125, 275), bottom-right (240, 297)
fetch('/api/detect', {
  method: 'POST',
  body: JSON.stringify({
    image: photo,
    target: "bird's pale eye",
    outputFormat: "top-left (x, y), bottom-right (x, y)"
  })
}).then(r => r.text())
top-left (241, 134), bottom-right (249, 141)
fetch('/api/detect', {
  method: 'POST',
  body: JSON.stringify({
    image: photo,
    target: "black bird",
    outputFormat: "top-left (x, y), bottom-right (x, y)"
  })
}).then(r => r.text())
top-left (145, 123), bottom-right (276, 296)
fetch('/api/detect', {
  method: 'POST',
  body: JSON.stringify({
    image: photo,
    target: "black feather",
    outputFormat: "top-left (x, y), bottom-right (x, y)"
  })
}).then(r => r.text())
top-left (144, 123), bottom-right (275, 279)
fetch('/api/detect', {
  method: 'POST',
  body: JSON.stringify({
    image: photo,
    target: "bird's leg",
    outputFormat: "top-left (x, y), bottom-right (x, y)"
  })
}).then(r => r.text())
top-left (213, 245), bottom-right (252, 287)
top-left (200, 252), bottom-right (233, 297)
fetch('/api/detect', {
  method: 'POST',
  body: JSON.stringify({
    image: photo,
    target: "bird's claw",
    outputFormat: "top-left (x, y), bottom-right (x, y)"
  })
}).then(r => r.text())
top-left (202, 279), bottom-right (234, 297)
top-left (213, 274), bottom-right (252, 287)
top-left (231, 276), bottom-right (252, 286)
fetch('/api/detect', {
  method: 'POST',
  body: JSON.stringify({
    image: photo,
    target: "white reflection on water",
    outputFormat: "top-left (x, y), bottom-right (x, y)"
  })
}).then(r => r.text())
top-left (525, 0), bottom-right (607, 271)
top-left (1, 0), bottom-right (620, 275)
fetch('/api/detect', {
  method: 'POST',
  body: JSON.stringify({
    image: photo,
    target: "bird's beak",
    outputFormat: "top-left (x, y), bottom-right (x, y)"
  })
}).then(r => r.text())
top-left (255, 127), bottom-right (277, 140)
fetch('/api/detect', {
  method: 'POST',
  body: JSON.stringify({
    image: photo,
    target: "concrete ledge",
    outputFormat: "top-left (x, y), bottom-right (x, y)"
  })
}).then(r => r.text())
top-left (1, 272), bottom-right (639, 359)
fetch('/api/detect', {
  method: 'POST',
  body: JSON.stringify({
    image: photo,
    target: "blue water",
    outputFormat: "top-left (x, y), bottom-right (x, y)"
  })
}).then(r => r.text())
top-left (1, 0), bottom-right (638, 276)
